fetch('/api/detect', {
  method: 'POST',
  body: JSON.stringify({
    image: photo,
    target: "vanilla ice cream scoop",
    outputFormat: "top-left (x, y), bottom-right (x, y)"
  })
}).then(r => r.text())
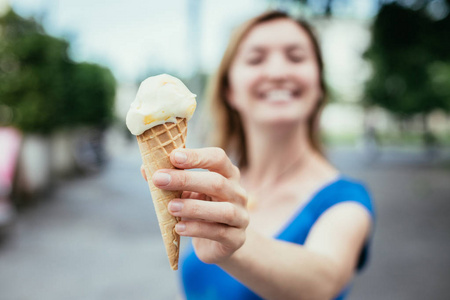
top-left (126, 74), bottom-right (197, 135)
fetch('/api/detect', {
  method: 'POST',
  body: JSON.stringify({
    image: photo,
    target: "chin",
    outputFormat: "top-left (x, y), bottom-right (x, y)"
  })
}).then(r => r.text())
top-left (256, 114), bottom-right (309, 128)
top-left (255, 98), bottom-right (316, 122)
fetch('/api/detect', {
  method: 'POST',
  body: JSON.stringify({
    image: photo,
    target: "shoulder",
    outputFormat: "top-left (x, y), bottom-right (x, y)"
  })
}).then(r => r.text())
top-left (317, 176), bottom-right (375, 219)
top-left (335, 177), bottom-right (372, 199)
top-left (305, 176), bottom-right (375, 272)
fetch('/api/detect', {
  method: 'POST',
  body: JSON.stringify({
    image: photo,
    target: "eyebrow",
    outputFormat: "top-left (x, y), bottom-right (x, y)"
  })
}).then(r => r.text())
top-left (245, 46), bottom-right (265, 53)
top-left (246, 43), bottom-right (306, 53)
top-left (285, 44), bottom-right (306, 52)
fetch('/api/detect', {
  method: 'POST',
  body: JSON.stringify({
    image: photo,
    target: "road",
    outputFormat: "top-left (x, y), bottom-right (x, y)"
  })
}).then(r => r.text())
top-left (1, 141), bottom-right (449, 300)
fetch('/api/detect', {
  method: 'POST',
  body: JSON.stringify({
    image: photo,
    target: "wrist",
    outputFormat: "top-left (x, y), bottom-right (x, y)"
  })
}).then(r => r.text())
top-left (217, 228), bottom-right (256, 270)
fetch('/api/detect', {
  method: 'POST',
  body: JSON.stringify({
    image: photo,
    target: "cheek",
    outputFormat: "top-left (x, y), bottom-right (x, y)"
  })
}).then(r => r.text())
top-left (230, 65), bottom-right (257, 92)
top-left (299, 63), bottom-right (321, 88)
top-left (296, 64), bottom-right (323, 106)
top-left (228, 65), bottom-right (258, 106)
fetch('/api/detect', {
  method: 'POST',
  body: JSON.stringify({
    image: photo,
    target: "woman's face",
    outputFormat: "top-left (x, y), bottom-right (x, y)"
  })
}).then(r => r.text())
top-left (228, 19), bottom-right (322, 127)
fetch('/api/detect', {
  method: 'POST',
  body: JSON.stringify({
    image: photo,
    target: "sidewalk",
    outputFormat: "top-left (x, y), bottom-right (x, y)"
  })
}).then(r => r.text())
top-left (330, 146), bottom-right (450, 300)
top-left (0, 142), bottom-right (449, 300)
top-left (0, 141), bottom-right (181, 300)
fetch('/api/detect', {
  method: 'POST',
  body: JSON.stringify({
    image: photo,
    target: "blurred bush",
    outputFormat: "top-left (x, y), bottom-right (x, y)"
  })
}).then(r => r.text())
top-left (0, 9), bottom-right (116, 134)
top-left (364, 2), bottom-right (450, 123)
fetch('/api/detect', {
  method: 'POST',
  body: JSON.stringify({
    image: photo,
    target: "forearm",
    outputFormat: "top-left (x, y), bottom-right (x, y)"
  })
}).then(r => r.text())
top-left (217, 229), bottom-right (347, 300)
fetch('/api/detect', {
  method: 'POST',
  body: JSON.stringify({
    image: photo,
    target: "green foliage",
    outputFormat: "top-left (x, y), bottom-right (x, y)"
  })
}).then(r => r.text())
top-left (0, 9), bottom-right (116, 134)
top-left (364, 3), bottom-right (450, 116)
top-left (64, 62), bottom-right (116, 127)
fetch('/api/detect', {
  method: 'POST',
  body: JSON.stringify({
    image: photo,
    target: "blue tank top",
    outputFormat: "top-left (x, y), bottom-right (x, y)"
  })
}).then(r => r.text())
top-left (179, 176), bottom-right (375, 300)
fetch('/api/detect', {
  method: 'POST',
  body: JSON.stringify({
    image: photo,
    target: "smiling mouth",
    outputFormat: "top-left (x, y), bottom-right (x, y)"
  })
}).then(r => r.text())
top-left (257, 88), bottom-right (301, 103)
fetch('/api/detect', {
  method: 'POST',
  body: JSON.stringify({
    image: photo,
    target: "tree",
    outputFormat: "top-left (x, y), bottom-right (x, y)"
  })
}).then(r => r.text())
top-left (363, 2), bottom-right (450, 137)
top-left (64, 62), bottom-right (116, 128)
top-left (0, 9), bottom-right (116, 134)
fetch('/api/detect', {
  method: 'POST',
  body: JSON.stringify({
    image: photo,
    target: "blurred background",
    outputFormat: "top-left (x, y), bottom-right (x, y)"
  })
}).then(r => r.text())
top-left (0, 0), bottom-right (449, 299)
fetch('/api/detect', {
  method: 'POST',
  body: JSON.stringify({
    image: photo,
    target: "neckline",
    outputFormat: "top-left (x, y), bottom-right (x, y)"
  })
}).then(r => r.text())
top-left (273, 174), bottom-right (344, 238)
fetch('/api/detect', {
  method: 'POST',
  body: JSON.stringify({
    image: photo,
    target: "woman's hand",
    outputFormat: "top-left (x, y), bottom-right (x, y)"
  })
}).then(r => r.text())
top-left (141, 147), bottom-right (249, 264)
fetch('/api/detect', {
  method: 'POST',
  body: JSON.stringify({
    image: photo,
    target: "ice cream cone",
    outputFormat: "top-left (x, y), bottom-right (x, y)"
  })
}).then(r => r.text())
top-left (136, 117), bottom-right (187, 270)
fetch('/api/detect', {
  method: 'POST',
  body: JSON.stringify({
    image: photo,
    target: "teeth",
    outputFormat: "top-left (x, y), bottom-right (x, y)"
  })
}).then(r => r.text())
top-left (265, 89), bottom-right (292, 102)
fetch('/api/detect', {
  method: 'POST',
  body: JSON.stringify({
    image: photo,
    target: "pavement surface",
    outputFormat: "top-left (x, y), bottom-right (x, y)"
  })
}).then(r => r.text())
top-left (1, 140), bottom-right (449, 300)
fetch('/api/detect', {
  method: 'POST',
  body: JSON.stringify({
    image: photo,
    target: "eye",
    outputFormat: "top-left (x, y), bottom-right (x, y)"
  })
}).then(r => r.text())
top-left (246, 53), bottom-right (264, 65)
top-left (247, 57), bottom-right (262, 65)
top-left (243, 48), bottom-right (265, 66)
top-left (290, 54), bottom-right (304, 63)
top-left (286, 47), bottom-right (306, 63)
top-left (287, 51), bottom-right (305, 63)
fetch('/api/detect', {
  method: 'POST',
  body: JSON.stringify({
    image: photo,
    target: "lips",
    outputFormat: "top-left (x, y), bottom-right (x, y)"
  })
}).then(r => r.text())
top-left (256, 87), bottom-right (301, 103)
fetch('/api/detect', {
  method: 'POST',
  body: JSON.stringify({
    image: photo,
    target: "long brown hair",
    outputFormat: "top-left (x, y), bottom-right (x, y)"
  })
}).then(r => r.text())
top-left (207, 10), bottom-right (327, 168)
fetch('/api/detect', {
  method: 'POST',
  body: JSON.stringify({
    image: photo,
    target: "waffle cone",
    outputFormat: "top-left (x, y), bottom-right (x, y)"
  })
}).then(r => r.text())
top-left (136, 117), bottom-right (187, 270)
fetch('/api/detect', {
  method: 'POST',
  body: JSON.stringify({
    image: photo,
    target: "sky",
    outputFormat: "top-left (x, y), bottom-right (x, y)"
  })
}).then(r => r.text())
top-left (6, 0), bottom-right (268, 82)
top-left (4, 0), bottom-right (377, 83)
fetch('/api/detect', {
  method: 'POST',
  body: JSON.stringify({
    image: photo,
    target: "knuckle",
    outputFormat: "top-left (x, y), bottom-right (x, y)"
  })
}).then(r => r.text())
top-left (232, 165), bottom-right (241, 179)
top-left (234, 185), bottom-right (248, 205)
top-left (177, 171), bottom-right (189, 188)
top-left (213, 147), bottom-right (226, 157)
top-left (185, 221), bottom-right (196, 236)
top-left (189, 150), bottom-right (201, 166)
top-left (241, 209), bottom-right (250, 229)
top-left (186, 221), bottom-right (197, 234)
top-left (188, 201), bottom-right (201, 217)
top-left (223, 203), bottom-right (237, 224)
top-left (216, 224), bottom-right (228, 240)
top-left (237, 229), bottom-right (246, 248)
top-left (228, 227), bottom-right (245, 250)
top-left (213, 147), bottom-right (228, 164)
top-left (211, 175), bottom-right (227, 195)
top-left (240, 187), bottom-right (248, 201)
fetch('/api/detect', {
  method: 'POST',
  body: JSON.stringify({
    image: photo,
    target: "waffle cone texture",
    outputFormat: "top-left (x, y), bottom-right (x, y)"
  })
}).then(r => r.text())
top-left (136, 117), bottom-right (187, 270)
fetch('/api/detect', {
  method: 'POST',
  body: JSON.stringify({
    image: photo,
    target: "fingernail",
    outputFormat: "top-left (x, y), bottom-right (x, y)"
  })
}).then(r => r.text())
top-left (174, 151), bottom-right (187, 164)
top-left (175, 223), bottom-right (186, 232)
top-left (153, 172), bottom-right (171, 186)
top-left (169, 201), bottom-right (183, 212)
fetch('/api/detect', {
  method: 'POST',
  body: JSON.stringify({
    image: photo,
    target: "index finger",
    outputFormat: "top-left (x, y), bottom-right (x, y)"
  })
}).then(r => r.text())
top-left (170, 147), bottom-right (239, 179)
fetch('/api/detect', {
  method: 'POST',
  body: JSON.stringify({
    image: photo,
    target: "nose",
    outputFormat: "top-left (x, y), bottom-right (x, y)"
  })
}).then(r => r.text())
top-left (263, 52), bottom-right (289, 81)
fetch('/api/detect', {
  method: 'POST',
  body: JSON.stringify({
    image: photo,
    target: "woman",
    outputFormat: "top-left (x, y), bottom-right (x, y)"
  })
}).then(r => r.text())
top-left (145, 10), bottom-right (374, 300)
